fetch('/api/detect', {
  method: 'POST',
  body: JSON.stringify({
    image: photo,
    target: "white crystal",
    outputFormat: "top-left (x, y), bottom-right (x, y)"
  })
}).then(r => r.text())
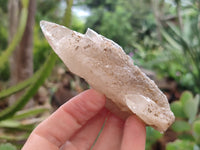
top-left (40, 20), bottom-right (175, 132)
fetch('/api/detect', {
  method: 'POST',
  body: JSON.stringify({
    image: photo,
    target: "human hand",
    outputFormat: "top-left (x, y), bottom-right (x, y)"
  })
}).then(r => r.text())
top-left (22, 89), bottom-right (146, 150)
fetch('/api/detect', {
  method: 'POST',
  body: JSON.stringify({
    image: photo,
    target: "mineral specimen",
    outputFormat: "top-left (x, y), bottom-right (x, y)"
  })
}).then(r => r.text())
top-left (40, 21), bottom-right (175, 132)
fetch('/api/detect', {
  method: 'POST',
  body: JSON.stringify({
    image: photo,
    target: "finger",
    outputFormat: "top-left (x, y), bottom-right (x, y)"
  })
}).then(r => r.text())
top-left (22, 89), bottom-right (106, 149)
top-left (92, 113), bottom-right (124, 150)
top-left (60, 108), bottom-right (108, 150)
top-left (121, 115), bottom-right (146, 150)
top-left (22, 133), bottom-right (59, 150)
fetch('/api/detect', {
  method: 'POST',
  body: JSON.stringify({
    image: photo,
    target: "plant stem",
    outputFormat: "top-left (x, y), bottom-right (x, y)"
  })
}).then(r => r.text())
top-left (176, 1), bottom-right (183, 32)
top-left (0, 1), bottom-right (29, 69)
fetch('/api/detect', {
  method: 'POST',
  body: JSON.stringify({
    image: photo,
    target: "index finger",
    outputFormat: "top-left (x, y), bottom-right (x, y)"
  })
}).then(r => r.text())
top-left (22, 89), bottom-right (106, 149)
top-left (121, 115), bottom-right (146, 150)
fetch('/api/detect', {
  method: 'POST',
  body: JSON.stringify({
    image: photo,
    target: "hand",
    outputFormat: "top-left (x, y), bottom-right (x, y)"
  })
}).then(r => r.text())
top-left (22, 89), bottom-right (146, 150)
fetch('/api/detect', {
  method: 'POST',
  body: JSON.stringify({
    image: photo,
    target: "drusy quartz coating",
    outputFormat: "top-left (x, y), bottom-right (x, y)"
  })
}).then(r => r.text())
top-left (40, 21), bottom-right (175, 132)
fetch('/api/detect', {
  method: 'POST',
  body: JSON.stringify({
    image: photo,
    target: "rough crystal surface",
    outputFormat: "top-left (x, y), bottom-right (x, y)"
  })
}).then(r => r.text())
top-left (40, 21), bottom-right (175, 132)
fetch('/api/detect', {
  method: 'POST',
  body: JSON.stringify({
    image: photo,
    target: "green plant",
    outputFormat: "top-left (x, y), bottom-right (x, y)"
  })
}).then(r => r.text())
top-left (167, 91), bottom-right (200, 149)
top-left (161, 19), bottom-right (200, 92)
top-left (146, 126), bottom-right (163, 150)
top-left (0, 106), bottom-right (49, 149)
top-left (33, 24), bottom-right (52, 72)
top-left (0, 0), bottom-right (28, 81)
top-left (84, 0), bottom-right (157, 51)
top-left (0, 143), bottom-right (17, 150)
top-left (155, 1), bottom-right (200, 93)
top-left (0, 0), bottom-right (29, 69)
top-left (0, 73), bottom-right (36, 100)
top-left (0, 0), bottom-right (73, 148)
top-left (0, 52), bottom-right (57, 120)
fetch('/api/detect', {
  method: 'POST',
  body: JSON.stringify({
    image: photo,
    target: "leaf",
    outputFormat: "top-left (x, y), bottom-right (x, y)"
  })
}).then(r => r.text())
top-left (170, 101), bottom-right (186, 118)
top-left (146, 126), bottom-right (163, 150)
top-left (177, 133), bottom-right (194, 141)
top-left (0, 134), bottom-right (28, 141)
top-left (161, 20), bottom-right (200, 92)
top-left (0, 120), bottom-right (21, 128)
top-left (180, 91), bottom-right (193, 105)
top-left (193, 120), bottom-right (200, 144)
top-left (0, 74), bottom-right (36, 100)
top-left (0, 120), bottom-right (34, 131)
top-left (183, 94), bottom-right (199, 122)
top-left (0, 52), bottom-right (57, 120)
top-left (171, 120), bottom-right (191, 133)
top-left (0, 143), bottom-right (17, 150)
top-left (161, 29), bottom-right (182, 50)
top-left (166, 140), bottom-right (195, 150)
top-left (193, 120), bottom-right (200, 135)
top-left (11, 106), bottom-right (49, 120)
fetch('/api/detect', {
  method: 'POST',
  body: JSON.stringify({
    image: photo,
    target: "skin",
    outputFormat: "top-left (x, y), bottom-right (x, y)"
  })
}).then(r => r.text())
top-left (22, 89), bottom-right (146, 150)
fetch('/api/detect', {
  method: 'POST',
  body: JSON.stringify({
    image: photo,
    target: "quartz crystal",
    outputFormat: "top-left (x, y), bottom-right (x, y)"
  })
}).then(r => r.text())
top-left (40, 21), bottom-right (175, 132)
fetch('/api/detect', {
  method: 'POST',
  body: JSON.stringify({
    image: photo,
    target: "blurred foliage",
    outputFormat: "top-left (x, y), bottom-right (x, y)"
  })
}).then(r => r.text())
top-left (160, 19), bottom-right (200, 93)
top-left (167, 140), bottom-right (198, 150)
top-left (33, 0), bottom-right (61, 72)
top-left (0, 9), bottom-right (8, 51)
top-left (0, 0), bottom-right (9, 81)
top-left (85, 0), bottom-right (132, 48)
top-left (0, 0), bottom-right (29, 69)
top-left (0, 0), bottom-right (8, 13)
top-left (0, 75), bottom-right (33, 100)
top-left (84, 0), bottom-right (157, 51)
top-left (0, 143), bottom-right (17, 150)
top-left (0, 52), bottom-right (57, 120)
top-left (33, 25), bottom-right (52, 72)
top-left (146, 126), bottom-right (163, 150)
top-left (0, 0), bottom-right (73, 148)
top-left (0, 0), bottom-right (28, 81)
top-left (0, 106), bottom-right (49, 149)
top-left (168, 91), bottom-right (200, 149)
top-left (35, 0), bottom-right (62, 23)
top-left (71, 15), bottom-right (85, 33)
top-left (148, 0), bottom-right (200, 93)
top-left (0, 63), bottom-right (10, 81)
